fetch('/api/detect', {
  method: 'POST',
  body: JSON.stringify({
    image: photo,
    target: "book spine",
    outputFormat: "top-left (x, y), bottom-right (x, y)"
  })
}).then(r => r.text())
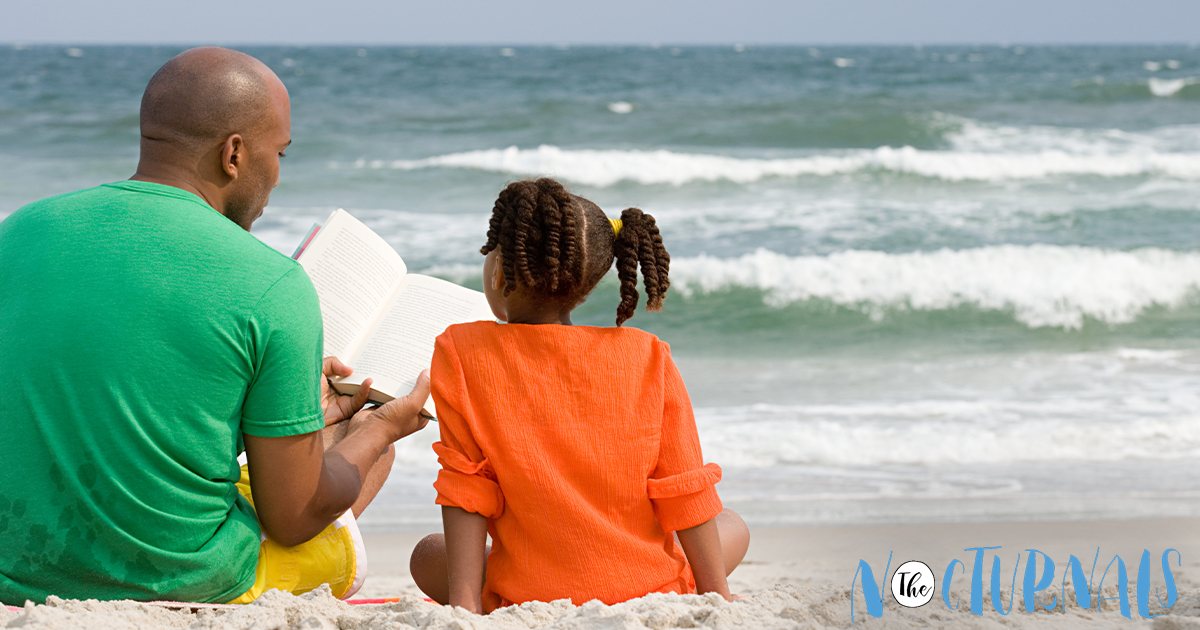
top-left (292, 223), bottom-right (322, 260)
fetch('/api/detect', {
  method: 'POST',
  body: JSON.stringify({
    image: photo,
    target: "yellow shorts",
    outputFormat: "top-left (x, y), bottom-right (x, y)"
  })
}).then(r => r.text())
top-left (226, 465), bottom-right (367, 604)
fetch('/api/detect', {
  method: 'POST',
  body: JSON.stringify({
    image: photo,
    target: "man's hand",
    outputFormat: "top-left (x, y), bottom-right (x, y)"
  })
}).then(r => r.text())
top-left (347, 369), bottom-right (432, 443)
top-left (322, 356), bottom-right (372, 427)
top-left (245, 367), bottom-right (434, 547)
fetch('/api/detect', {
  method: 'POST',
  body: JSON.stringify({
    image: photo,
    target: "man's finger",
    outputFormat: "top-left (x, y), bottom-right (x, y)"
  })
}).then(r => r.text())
top-left (406, 369), bottom-right (431, 403)
top-left (348, 378), bottom-right (373, 412)
top-left (322, 356), bottom-right (354, 378)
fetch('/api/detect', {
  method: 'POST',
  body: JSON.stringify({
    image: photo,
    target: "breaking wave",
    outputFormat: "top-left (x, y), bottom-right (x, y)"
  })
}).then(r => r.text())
top-left (344, 143), bottom-right (1200, 186)
top-left (668, 245), bottom-right (1200, 329)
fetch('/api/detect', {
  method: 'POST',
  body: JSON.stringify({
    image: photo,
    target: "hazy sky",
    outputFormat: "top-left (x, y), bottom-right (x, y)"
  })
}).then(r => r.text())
top-left (5, 0), bottom-right (1200, 45)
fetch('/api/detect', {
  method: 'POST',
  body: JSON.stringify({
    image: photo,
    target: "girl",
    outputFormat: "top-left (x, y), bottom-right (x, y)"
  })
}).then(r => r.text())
top-left (409, 178), bottom-right (748, 614)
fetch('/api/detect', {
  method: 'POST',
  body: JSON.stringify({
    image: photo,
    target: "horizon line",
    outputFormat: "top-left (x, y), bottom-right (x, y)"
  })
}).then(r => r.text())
top-left (4, 41), bottom-right (1199, 48)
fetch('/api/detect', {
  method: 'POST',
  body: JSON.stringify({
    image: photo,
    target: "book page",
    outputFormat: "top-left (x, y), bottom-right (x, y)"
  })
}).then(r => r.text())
top-left (297, 210), bottom-right (408, 359)
top-left (343, 274), bottom-right (495, 411)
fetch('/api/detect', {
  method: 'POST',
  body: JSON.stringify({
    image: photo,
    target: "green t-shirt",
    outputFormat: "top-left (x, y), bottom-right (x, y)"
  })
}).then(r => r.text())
top-left (0, 181), bottom-right (325, 604)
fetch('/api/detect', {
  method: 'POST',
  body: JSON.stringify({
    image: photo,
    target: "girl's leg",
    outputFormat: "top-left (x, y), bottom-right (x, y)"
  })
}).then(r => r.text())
top-left (409, 534), bottom-right (490, 604)
top-left (715, 508), bottom-right (750, 575)
top-left (410, 534), bottom-right (450, 604)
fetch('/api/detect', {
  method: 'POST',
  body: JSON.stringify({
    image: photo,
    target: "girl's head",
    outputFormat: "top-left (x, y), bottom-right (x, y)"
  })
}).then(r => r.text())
top-left (481, 178), bottom-right (670, 326)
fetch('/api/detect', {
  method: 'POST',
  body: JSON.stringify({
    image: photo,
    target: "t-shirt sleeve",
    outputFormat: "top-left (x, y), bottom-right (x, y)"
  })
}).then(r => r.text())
top-left (240, 265), bottom-right (325, 438)
top-left (431, 331), bottom-right (505, 519)
top-left (647, 342), bottom-right (723, 532)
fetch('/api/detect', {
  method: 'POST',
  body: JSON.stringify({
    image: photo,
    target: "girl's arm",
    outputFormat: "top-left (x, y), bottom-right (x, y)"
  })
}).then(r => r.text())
top-left (677, 517), bottom-right (735, 602)
top-left (443, 505), bottom-right (489, 613)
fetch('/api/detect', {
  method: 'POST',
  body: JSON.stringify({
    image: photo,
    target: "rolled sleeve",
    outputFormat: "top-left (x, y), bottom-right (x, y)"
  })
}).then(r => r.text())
top-left (433, 442), bottom-right (505, 519)
top-left (430, 331), bottom-right (505, 519)
top-left (648, 343), bottom-right (724, 532)
top-left (648, 464), bottom-right (723, 532)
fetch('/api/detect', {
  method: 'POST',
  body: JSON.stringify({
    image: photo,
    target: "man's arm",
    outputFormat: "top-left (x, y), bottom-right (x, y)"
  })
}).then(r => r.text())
top-left (244, 367), bottom-right (431, 547)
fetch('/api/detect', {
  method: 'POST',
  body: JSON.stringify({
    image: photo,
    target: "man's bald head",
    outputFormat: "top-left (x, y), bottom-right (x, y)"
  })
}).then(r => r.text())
top-left (140, 47), bottom-right (281, 150)
top-left (134, 47), bottom-right (292, 230)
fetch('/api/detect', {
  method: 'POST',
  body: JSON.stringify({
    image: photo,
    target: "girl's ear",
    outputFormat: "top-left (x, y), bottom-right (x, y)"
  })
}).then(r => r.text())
top-left (492, 252), bottom-right (506, 291)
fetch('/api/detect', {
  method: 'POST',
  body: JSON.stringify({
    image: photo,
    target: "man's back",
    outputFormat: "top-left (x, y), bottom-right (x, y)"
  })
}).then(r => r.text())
top-left (0, 180), bottom-right (325, 604)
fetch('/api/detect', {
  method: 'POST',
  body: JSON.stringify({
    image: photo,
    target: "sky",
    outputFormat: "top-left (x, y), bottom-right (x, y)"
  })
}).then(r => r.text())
top-left (4, 0), bottom-right (1200, 46)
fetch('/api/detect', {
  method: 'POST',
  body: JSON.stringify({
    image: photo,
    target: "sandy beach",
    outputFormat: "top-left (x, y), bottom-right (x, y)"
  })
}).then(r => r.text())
top-left (5, 517), bottom-right (1198, 629)
top-left (5, 42), bottom-right (1200, 630)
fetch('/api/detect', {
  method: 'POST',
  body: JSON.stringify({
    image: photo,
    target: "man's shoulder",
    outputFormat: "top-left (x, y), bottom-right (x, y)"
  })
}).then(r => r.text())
top-left (4, 181), bottom-right (306, 297)
top-left (9, 184), bottom-right (114, 217)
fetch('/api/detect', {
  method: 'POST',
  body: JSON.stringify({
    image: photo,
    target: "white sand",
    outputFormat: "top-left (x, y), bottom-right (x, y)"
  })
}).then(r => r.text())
top-left (4, 519), bottom-right (1199, 629)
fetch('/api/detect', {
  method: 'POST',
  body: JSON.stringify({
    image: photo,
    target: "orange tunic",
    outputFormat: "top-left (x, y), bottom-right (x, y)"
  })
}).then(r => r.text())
top-left (430, 322), bottom-right (723, 613)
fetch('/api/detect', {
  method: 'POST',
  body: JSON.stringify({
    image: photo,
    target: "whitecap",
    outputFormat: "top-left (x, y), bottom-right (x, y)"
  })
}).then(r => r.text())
top-left (367, 144), bottom-right (1200, 186)
top-left (696, 403), bottom-right (1200, 467)
top-left (607, 101), bottom-right (633, 114)
top-left (1149, 77), bottom-right (1197, 97)
top-left (668, 245), bottom-right (1200, 329)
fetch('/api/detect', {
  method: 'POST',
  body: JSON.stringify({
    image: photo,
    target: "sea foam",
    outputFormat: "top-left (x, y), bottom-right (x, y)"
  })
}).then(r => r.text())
top-left (365, 143), bottom-right (1200, 186)
top-left (669, 245), bottom-right (1200, 329)
top-left (697, 403), bottom-right (1200, 467)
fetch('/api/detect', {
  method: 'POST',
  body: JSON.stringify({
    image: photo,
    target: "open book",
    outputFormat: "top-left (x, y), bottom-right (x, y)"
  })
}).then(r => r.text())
top-left (295, 210), bottom-right (494, 416)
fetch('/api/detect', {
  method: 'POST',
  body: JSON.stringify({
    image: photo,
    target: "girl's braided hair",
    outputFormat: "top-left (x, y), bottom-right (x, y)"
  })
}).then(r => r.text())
top-left (480, 178), bottom-right (670, 325)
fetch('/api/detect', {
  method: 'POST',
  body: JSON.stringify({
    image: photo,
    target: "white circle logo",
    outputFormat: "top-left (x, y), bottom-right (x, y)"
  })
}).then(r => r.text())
top-left (890, 560), bottom-right (935, 608)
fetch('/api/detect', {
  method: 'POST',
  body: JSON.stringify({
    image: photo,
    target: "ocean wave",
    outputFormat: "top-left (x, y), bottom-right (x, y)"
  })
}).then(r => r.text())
top-left (668, 246), bottom-right (1200, 329)
top-left (946, 116), bottom-right (1200, 154)
top-left (695, 402), bottom-right (1200, 467)
top-left (1072, 76), bottom-right (1200, 101)
top-left (388, 370), bottom-right (1200, 470)
top-left (418, 246), bottom-right (1200, 330)
top-left (345, 144), bottom-right (1200, 186)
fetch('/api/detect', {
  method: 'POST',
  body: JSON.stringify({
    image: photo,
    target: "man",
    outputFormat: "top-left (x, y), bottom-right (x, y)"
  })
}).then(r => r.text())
top-left (0, 47), bottom-right (428, 604)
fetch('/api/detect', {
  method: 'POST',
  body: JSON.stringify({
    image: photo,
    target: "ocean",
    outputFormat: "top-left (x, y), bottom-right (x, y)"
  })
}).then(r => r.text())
top-left (4, 44), bottom-right (1200, 530)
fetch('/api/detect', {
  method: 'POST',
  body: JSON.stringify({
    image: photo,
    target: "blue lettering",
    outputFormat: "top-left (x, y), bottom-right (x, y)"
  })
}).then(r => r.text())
top-left (1137, 550), bottom-right (1155, 618)
top-left (1139, 548), bottom-right (1181, 617)
top-left (943, 559), bottom-right (965, 610)
top-left (1160, 549), bottom-right (1180, 610)
top-left (991, 552), bottom-right (1020, 615)
top-left (849, 551), bottom-right (891, 621)
top-left (965, 546), bottom-right (1002, 616)
top-left (1059, 551), bottom-right (1099, 611)
top-left (1097, 554), bottom-right (1131, 619)
top-left (1024, 549), bottom-right (1057, 612)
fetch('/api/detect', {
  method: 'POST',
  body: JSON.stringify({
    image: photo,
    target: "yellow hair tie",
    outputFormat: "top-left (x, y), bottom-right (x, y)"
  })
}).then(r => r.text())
top-left (609, 218), bottom-right (623, 238)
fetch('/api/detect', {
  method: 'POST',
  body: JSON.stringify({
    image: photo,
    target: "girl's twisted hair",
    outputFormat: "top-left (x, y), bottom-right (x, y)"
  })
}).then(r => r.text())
top-left (612, 207), bottom-right (670, 326)
top-left (481, 178), bottom-right (671, 325)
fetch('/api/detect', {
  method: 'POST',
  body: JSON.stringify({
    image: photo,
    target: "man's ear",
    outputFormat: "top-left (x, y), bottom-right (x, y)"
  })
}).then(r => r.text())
top-left (220, 134), bottom-right (245, 180)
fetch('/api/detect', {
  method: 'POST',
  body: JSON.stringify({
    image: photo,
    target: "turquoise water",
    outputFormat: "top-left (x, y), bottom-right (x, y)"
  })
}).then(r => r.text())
top-left (5, 44), bottom-right (1200, 528)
